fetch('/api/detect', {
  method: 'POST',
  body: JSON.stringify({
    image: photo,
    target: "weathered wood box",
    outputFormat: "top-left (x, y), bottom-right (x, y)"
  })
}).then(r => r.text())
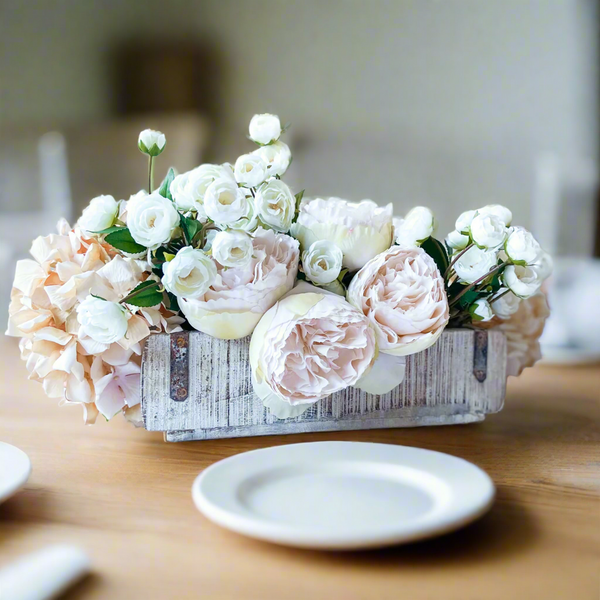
top-left (141, 329), bottom-right (507, 442)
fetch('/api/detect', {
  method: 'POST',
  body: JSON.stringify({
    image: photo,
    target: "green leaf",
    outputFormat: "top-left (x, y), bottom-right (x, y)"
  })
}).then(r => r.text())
top-left (122, 281), bottom-right (163, 307)
top-left (458, 289), bottom-right (482, 309)
top-left (421, 237), bottom-right (449, 277)
top-left (90, 294), bottom-right (107, 301)
top-left (179, 214), bottom-right (201, 245)
top-left (293, 189), bottom-right (305, 221)
top-left (92, 225), bottom-right (124, 235)
top-left (164, 291), bottom-right (179, 312)
top-left (158, 167), bottom-right (176, 201)
top-left (105, 228), bottom-right (146, 254)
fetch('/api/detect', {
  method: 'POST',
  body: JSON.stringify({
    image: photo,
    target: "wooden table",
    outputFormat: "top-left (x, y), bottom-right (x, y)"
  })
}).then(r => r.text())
top-left (1, 337), bottom-right (599, 600)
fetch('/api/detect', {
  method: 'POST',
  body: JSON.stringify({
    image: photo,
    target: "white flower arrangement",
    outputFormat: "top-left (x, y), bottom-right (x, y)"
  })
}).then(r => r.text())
top-left (7, 114), bottom-right (553, 426)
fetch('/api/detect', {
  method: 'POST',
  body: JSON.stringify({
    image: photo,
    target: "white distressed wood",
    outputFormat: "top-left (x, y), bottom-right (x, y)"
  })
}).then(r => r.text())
top-left (141, 329), bottom-right (507, 442)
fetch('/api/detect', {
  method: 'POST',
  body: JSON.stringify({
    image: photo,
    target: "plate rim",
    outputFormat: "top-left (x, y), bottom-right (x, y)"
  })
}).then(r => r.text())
top-left (0, 441), bottom-right (32, 504)
top-left (192, 441), bottom-right (495, 550)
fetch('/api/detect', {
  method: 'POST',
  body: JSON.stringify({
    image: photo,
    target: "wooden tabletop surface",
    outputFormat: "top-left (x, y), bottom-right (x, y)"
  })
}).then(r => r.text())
top-left (0, 337), bottom-right (599, 600)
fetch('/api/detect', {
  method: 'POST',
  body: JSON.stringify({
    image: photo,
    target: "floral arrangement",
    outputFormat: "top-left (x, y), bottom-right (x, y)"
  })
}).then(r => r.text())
top-left (7, 114), bottom-right (552, 424)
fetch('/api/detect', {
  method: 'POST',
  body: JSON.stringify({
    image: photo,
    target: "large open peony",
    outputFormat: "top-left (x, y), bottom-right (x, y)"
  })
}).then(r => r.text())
top-left (347, 245), bottom-right (449, 356)
top-left (249, 283), bottom-right (377, 418)
top-left (179, 228), bottom-right (299, 339)
top-left (290, 197), bottom-right (393, 271)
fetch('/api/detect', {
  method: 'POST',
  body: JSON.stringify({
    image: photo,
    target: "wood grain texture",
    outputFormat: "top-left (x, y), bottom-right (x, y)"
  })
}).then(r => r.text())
top-left (142, 329), bottom-right (507, 440)
top-left (1, 337), bottom-right (599, 600)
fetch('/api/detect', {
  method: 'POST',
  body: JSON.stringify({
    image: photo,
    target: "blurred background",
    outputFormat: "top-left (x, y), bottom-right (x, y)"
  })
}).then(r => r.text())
top-left (2, 0), bottom-right (600, 357)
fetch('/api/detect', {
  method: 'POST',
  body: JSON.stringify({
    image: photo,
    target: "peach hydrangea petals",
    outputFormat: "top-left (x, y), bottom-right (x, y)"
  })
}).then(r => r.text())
top-left (250, 283), bottom-right (377, 417)
top-left (347, 245), bottom-right (449, 356)
top-left (180, 227), bottom-right (299, 339)
top-left (496, 292), bottom-right (550, 377)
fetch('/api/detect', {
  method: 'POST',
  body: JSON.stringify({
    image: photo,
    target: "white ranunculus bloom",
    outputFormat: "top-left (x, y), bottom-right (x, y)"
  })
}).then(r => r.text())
top-left (254, 141), bottom-right (291, 177)
top-left (162, 246), bottom-right (216, 299)
top-left (347, 246), bottom-right (449, 356)
top-left (255, 179), bottom-right (295, 233)
top-left (470, 213), bottom-right (508, 249)
top-left (505, 226), bottom-right (542, 265)
top-left (127, 191), bottom-right (179, 249)
top-left (446, 229), bottom-right (470, 250)
top-left (249, 113), bottom-right (282, 145)
top-left (179, 228), bottom-right (299, 339)
top-left (453, 246), bottom-right (497, 284)
top-left (211, 230), bottom-right (253, 268)
top-left (470, 298), bottom-right (494, 322)
top-left (138, 129), bottom-right (166, 156)
top-left (302, 240), bottom-right (343, 285)
top-left (234, 153), bottom-right (268, 188)
top-left (491, 289), bottom-right (521, 319)
top-left (478, 204), bottom-right (513, 227)
top-left (229, 195), bottom-right (259, 233)
top-left (204, 177), bottom-right (248, 226)
top-left (532, 250), bottom-right (553, 280)
top-left (394, 206), bottom-right (436, 247)
top-left (502, 264), bottom-right (542, 298)
top-left (290, 197), bottom-right (393, 271)
top-left (79, 195), bottom-right (119, 234)
top-left (250, 282), bottom-right (377, 416)
top-left (170, 164), bottom-right (234, 218)
top-left (76, 296), bottom-right (128, 344)
top-left (455, 209), bottom-right (477, 234)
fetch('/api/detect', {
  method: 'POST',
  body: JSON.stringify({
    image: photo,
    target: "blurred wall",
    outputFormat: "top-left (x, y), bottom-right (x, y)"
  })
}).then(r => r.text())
top-left (1, 0), bottom-right (597, 237)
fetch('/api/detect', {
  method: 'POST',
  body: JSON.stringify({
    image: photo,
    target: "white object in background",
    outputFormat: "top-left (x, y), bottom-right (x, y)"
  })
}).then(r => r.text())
top-left (192, 441), bottom-right (495, 550)
top-left (0, 442), bottom-right (31, 504)
top-left (0, 545), bottom-right (90, 600)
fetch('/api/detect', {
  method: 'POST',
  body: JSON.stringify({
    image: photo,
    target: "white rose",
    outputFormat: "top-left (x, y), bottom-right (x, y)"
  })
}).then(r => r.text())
top-left (470, 298), bottom-right (493, 322)
top-left (455, 209), bottom-right (477, 234)
top-left (79, 195), bottom-right (119, 234)
top-left (234, 153), bottom-right (268, 188)
top-left (162, 246), bottom-right (216, 299)
top-left (446, 229), bottom-right (470, 250)
top-left (254, 141), bottom-right (291, 177)
top-left (211, 230), bottom-right (253, 268)
top-left (453, 246), bottom-right (497, 284)
top-left (290, 197), bottom-right (393, 271)
top-left (138, 129), bottom-right (166, 156)
top-left (478, 204), bottom-right (513, 226)
top-left (470, 213), bottom-right (508, 249)
top-left (170, 164), bottom-right (234, 217)
top-left (229, 195), bottom-right (259, 233)
top-left (302, 240), bottom-right (343, 285)
top-left (505, 226), bottom-right (542, 265)
top-left (127, 191), bottom-right (179, 249)
top-left (249, 113), bottom-right (282, 145)
top-left (502, 264), bottom-right (542, 298)
top-left (76, 296), bottom-right (128, 344)
top-left (204, 178), bottom-right (248, 226)
top-left (394, 206), bottom-right (436, 247)
top-left (491, 289), bottom-right (521, 319)
top-left (179, 228), bottom-right (299, 339)
top-left (255, 179), bottom-right (295, 233)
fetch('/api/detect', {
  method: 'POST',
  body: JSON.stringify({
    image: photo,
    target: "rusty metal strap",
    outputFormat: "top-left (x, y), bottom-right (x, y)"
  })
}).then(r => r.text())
top-left (170, 331), bottom-right (189, 402)
top-left (473, 330), bottom-right (488, 383)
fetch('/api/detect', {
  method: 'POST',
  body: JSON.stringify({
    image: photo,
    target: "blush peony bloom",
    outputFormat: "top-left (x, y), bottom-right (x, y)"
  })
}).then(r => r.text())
top-left (290, 197), bottom-right (393, 271)
top-left (495, 292), bottom-right (550, 377)
top-left (179, 228), bottom-right (299, 339)
top-left (347, 246), bottom-right (449, 356)
top-left (249, 283), bottom-right (377, 418)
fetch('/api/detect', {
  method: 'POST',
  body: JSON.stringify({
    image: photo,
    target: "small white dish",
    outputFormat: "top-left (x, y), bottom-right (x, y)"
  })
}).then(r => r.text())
top-left (0, 442), bottom-right (31, 504)
top-left (192, 441), bottom-right (495, 550)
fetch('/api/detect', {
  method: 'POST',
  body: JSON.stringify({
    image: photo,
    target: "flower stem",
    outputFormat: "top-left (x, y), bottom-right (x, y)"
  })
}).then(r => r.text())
top-left (148, 156), bottom-right (154, 193)
top-left (449, 262), bottom-right (507, 308)
top-left (444, 243), bottom-right (474, 280)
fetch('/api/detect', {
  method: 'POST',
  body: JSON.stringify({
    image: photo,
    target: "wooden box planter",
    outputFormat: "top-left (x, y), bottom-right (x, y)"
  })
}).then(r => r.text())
top-left (141, 328), bottom-right (507, 442)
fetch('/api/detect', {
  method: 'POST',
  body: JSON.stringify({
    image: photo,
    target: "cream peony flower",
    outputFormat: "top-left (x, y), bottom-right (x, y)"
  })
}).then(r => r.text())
top-left (290, 197), bottom-right (393, 271)
top-left (254, 141), bottom-right (291, 177)
top-left (301, 240), bottom-right (343, 285)
top-left (249, 113), bottom-right (282, 145)
top-left (211, 230), bottom-right (253, 268)
top-left (179, 228), bottom-right (299, 339)
top-left (204, 177), bottom-right (248, 226)
top-left (234, 153), bottom-right (268, 188)
top-left (250, 283), bottom-right (377, 417)
top-left (78, 195), bottom-right (119, 234)
top-left (496, 292), bottom-right (550, 376)
top-left (255, 179), bottom-right (295, 233)
top-left (347, 246), bottom-right (449, 356)
top-left (127, 191), bottom-right (179, 249)
top-left (162, 246), bottom-right (217, 299)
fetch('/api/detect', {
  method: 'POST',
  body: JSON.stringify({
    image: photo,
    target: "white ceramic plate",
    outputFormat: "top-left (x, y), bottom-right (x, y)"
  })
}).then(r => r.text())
top-left (192, 441), bottom-right (495, 550)
top-left (0, 442), bottom-right (31, 504)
